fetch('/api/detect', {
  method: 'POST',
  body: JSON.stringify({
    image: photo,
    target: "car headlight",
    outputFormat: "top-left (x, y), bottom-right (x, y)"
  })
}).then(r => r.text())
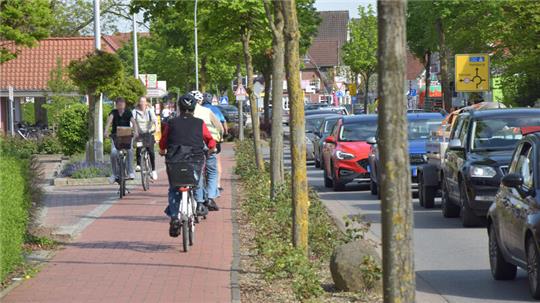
top-left (470, 165), bottom-right (497, 178)
top-left (336, 150), bottom-right (355, 160)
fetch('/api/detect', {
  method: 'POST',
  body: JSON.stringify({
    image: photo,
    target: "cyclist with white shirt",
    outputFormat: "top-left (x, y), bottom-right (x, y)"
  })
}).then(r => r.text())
top-left (132, 96), bottom-right (158, 180)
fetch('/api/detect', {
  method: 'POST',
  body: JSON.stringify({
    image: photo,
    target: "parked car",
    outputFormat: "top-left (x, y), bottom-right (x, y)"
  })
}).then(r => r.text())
top-left (487, 128), bottom-right (540, 299)
top-left (368, 113), bottom-right (444, 197)
top-left (216, 105), bottom-right (247, 126)
top-left (440, 108), bottom-right (540, 227)
top-left (313, 115), bottom-right (341, 168)
top-left (305, 114), bottom-right (338, 162)
top-left (322, 115), bottom-right (378, 191)
top-left (306, 107), bottom-right (348, 116)
top-left (305, 102), bottom-right (330, 111)
top-left (418, 102), bottom-right (507, 208)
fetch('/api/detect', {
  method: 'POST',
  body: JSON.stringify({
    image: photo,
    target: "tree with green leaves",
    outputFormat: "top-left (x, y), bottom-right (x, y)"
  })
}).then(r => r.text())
top-left (0, 0), bottom-right (53, 63)
top-left (342, 5), bottom-right (377, 113)
top-left (69, 51), bottom-right (124, 163)
top-left (43, 58), bottom-right (79, 132)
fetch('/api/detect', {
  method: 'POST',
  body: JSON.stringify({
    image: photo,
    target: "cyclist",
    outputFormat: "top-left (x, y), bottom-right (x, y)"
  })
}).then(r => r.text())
top-left (202, 92), bottom-right (228, 192)
top-left (190, 90), bottom-right (224, 211)
top-left (132, 96), bottom-right (158, 180)
top-left (159, 94), bottom-right (216, 237)
top-left (104, 97), bottom-right (139, 184)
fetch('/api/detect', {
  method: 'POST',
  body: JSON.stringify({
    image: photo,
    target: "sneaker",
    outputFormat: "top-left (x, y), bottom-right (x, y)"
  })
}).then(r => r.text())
top-left (128, 173), bottom-right (136, 180)
top-left (135, 165), bottom-right (141, 172)
top-left (206, 199), bottom-right (219, 211)
top-left (108, 175), bottom-right (117, 184)
top-left (196, 203), bottom-right (209, 216)
top-left (169, 218), bottom-right (180, 237)
top-left (151, 171), bottom-right (158, 180)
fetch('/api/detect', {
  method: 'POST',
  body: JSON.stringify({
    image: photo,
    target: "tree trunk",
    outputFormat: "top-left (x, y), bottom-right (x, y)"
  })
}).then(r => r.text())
top-left (241, 29), bottom-right (264, 171)
top-left (86, 93), bottom-right (97, 163)
top-left (262, 68), bottom-right (271, 125)
top-left (265, 0), bottom-right (285, 198)
top-left (354, 72), bottom-right (359, 109)
top-left (283, 0), bottom-right (308, 254)
top-left (377, 1), bottom-right (415, 302)
top-left (364, 72), bottom-right (370, 114)
top-left (424, 50), bottom-right (431, 109)
top-left (437, 19), bottom-right (452, 112)
top-left (200, 55), bottom-right (208, 93)
top-left (236, 64), bottom-right (244, 141)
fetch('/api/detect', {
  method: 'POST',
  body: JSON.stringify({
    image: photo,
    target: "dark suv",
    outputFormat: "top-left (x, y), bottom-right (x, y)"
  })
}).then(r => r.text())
top-left (487, 130), bottom-right (540, 299)
top-left (441, 109), bottom-right (540, 227)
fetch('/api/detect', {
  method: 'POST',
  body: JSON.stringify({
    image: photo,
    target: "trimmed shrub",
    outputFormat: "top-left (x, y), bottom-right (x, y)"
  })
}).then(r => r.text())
top-left (0, 137), bottom-right (38, 159)
top-left (58, 103), bottom-right (88, 156)
top-left (37, 136), bottom-right (63, 154)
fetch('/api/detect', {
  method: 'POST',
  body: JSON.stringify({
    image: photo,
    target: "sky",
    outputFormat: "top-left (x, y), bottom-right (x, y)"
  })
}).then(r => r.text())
top-left (314, 0), bottom-right (376, 18)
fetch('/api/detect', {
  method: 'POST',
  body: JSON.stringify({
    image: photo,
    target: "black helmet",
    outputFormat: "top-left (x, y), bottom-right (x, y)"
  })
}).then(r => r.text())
top-left (178, 94), bottom-right (197, 111)
top-left (202, 92), bottom-right (213, 104)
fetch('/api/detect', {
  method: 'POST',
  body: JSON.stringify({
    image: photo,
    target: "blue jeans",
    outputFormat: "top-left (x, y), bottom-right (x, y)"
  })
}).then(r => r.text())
top-left (166, 187), bottom-right (181, 219)
top-left (195, 154), bottom-right (218, 203)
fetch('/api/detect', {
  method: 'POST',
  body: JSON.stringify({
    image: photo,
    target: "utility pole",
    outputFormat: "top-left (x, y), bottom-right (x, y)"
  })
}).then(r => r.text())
top-left (237, 64), bottom-right (244, 141)
top-left (377, 0), bottom-right (415, 302)
top-left (194, 0), bottom-right (199, 91)
top-left (133, 13), bottom-right (139, 79)
top-left (94, 0), bottom-right (103, 162)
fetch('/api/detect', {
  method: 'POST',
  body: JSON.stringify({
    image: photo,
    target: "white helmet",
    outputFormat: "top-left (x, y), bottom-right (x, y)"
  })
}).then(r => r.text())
top-left (189, 90), bottom-right (204, 103)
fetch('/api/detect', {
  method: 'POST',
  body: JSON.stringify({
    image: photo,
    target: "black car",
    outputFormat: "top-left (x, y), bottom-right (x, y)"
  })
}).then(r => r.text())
top-left (441, 108), bottom-right (540, 227)
top-left (216, 105), bottom-right (247, 125)
top-left (305, 114), bottom-right (340, 163)
top-left (487, 129), bottom-right (540, 299)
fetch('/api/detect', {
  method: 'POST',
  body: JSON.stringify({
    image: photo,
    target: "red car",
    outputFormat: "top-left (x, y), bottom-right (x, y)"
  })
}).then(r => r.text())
top-left (322, 115), bottom-right (378, 191)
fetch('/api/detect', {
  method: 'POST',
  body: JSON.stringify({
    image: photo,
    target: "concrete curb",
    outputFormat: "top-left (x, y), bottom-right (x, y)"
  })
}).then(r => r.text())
top-left (230, 174), bottom-right (241, 303)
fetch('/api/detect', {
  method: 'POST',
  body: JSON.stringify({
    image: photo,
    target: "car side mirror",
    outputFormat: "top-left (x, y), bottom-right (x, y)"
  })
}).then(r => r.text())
top-left (325, 136), bottom-right (336, 144)
top-left (367, 137), bottom-right (377, 145)
top-left (448, 139), bottom-right (464, 151)
top-left (502, 173), bottom-right (524, 188)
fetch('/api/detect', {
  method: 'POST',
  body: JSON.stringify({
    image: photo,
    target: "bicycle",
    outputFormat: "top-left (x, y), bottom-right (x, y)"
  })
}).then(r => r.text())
top-left (136, 133), bottom-right (154, 191)
top-left (166, 158), bottom-right (204, 252)
top-left (112, 132), bottom-right (133, 199)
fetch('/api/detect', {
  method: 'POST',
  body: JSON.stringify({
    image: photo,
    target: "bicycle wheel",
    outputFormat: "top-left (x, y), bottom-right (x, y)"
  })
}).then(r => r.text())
top-left (182, 217), bottom-right (189, 252)
top-left (189, 217), bottom-right (194, 246)
top-left (141, 150), bottom-right (149, 191)
top-left (118, 155), bottom-right (125, 199)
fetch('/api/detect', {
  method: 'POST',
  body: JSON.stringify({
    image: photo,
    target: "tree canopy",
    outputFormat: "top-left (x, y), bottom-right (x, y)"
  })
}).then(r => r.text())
top-left (0, 0), bottom-right (54, 63)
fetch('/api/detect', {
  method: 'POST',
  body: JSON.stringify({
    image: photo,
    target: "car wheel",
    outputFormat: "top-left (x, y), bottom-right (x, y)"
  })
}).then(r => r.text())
top-left (323, 166), bottom-right (333, 188)
top-left (489, 223), bottom-right (517, 280)
top-left (332, 169), bottom-right (346, 191)
top-left (460, 184), bottom-right (485, 227)
top-left (418, 177), bottom-right (425, 207)
top-left (528, 238), bottom-right (540, 299)
top-left (441, 179), bottom-right (460, 218)
top-left (370, 178), bottom-right (378, 196)
top-left (423, 186), bottom-right (436, 209)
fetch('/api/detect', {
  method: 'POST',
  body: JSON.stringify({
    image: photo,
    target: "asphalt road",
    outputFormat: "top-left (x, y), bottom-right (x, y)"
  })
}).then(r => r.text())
top-left (271, 133), bottom-right (535, 303)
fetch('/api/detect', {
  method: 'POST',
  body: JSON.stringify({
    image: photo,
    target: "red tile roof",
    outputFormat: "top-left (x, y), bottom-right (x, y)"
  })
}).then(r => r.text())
top-left (0, 34), bottom-right (138, 91)
top-left (305, 11), bottom-right (349, 68)
top-left (406, 51), bottom-right (425, 80)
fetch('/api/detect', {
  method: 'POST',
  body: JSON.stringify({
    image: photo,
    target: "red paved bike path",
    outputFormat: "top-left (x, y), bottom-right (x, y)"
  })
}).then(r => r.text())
top-left (3, 144), bottom-right (236, 303)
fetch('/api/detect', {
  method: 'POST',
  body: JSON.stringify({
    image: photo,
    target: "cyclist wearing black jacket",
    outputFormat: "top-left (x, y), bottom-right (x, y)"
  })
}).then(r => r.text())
top-left (159, 94), bottom-right (216, 237)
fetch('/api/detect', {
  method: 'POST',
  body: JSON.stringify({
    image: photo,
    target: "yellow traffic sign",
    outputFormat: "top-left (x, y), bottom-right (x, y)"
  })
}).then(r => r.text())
top-left (455, 54), bottom-right (490, 92)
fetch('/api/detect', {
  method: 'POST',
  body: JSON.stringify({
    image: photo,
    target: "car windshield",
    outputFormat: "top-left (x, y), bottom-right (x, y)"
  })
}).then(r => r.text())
top-left (471, 116), bottom-right (540, 151)
top-left (339, 121), bottom-right (377, 142)
top-left (408, 119), bottom-right (442, 140)
top-left (305, 103), bottom-right (329, 110)
top-left (220, 106), bottom-right (237, 113)
top-left (323, 118), bottom-right (339, 134)
top-left (306, 118), bottom-right (324, 133)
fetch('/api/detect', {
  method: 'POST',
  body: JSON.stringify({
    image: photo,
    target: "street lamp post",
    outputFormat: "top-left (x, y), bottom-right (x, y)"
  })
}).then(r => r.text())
top-left (303, 54), bottom-right (329, 95)
top-left (133, 13), bottom-right (139, 79)
top-left (93, 0), bottom-right (103, 162)
top-left (194, 0), bottom-right (199, 91)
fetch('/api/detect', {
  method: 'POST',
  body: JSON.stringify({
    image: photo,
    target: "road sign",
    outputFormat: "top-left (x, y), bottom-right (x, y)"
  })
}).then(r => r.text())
top-left (336, 90), bottom-right (344, 98)
top-left (348, 84), bottom-right (357, 96)
top-left (235, 83), bottom-right (247, 96)
top-left (455, 54), bottom-right (490, 92)
top-left (409, 89), bottom-right (417, 97)
top-left (220, 96), bottom-right (229, 105)
top-left (139, 74), bottom-right (158, 88)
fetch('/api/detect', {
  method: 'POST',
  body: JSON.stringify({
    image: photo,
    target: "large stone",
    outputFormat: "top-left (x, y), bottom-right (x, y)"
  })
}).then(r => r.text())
top-left (330, 239), bottom-right (381, 291)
